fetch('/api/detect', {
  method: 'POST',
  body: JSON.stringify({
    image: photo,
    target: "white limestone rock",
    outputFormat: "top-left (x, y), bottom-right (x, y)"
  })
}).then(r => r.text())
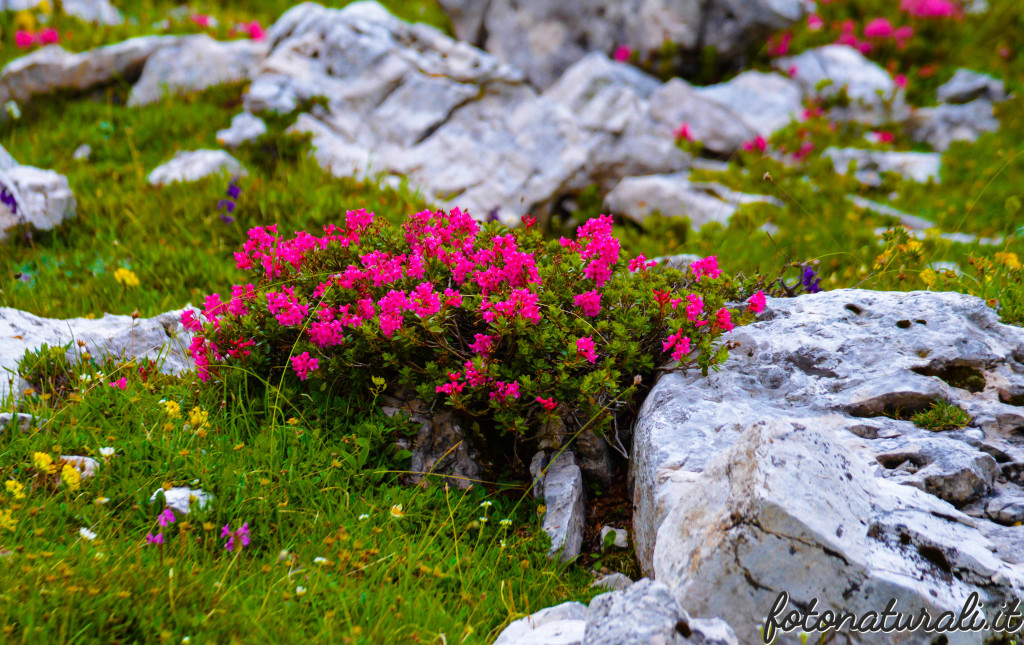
top-left (128, 35), bottom-right (269, 107)
top-left (148, 150), bottom-right (247, 186)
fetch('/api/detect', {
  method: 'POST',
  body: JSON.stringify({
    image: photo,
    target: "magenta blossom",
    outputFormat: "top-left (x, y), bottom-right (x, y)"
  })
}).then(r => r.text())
top-left (742, 135), bottom-right (767, 153)
top-left (573, 290), bottom-right (602, 317)
top-left (576, 337), bottom-right (598, 364)
top-left (109, 376), bottom-right (127, 390)
top-left (536, 396), bottom-right (557, 412)
top-left (290, 352), bottom-right (319, 381)
top-left (612, 45), bottom-right (632, 62)
top-left (146, 532), bottom-right (164, 545)
top-left (864, 17), bottom-right (895, 39)
top-left (748, 290), bottom-right (767, 314)
top-left (158, 508), bottom-right (176, 527)
top-left (223, 522), bottom-right (251, 551)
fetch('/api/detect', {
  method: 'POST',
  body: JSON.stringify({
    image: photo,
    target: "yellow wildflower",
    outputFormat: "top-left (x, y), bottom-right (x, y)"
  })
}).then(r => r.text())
top-left (187, 407), bottom-right (208, 430)
top-left (32, 452), bottom-right (56, 475)
top-left (13, 11), bottom-right (35, 32)
top-left (0, 510), bottom-right (17, 532)
top-left (38, 0), bottom-right (52, 14)
top-left (4, 480), bottom-right (25, 500)
top-left (61, 464), bottom-right (82, 491)
top-left (996, 252), bottom-right (1021, 270)
top-left (113, 268), bottom-right (140, 288)
top-left (160, 400), bottom-right (181, 419)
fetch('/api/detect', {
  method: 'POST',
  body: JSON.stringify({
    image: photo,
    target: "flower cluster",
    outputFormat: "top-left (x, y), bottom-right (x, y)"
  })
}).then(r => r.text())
top-left (217, 176), bottom-right (242, 224)
top-left (186, 208), bottom-right (749, 441)
top-left (15, 27), bottom-right (60, 49)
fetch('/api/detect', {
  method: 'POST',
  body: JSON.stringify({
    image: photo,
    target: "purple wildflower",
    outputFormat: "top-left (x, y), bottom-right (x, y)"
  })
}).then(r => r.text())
top-left (222, 522), bottom-right (251, 551)
top-left (0, 185), bottom-right (17, 215)
top-left (218, 199), bottom-right (236, 213)
top-left (801, 266), bottom-right (822, 293)
top-left (227, 184), bottom-right (241, 200)
top-left (220, 213), bottom-right (236, 224)
top-left (158, 508), bottom-right (176, 527)
top-left (146, 532), bottom-right (164, 545)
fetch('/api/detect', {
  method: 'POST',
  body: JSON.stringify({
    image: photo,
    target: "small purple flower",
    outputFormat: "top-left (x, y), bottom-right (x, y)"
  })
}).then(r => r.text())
top-left (218, 199), bottom-right (236, 213)
top-left (0, 185), bottom-right (17, 215)
top-left (219, 213), bottom-right (236, 224)
top-left (801, 266), bottom-right (822, 294)
top-left (146, 532), bottom-right (164, 545)
top-left (226, 184), bottom-right (241, 200)
top-left (486, 207), bottom-right (500, 223)
top-left (158, 508), bottom-right (176, 527)
top-left (222, 522), bottom-right (251, 551)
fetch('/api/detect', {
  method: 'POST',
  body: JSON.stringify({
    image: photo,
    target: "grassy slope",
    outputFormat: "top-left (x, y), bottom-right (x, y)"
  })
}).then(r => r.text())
top-left (1, 0), bottom-right (1024, 643)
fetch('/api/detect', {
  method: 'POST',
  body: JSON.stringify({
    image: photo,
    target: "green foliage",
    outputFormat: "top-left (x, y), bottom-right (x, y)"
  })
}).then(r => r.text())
top-left (912, 400), bottom-right (971, 430)
top-left (17, 343), bottom-right (75, 400)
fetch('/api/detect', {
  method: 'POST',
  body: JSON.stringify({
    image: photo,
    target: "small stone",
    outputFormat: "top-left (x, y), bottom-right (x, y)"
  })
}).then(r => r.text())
top-left (150, 487), bottom-right (212, 515)
top-left (590, 573), bottom-right (633, 591)
top-left (216, 112), bottom-right (268, 148)
top-left (599, 526), bottom-right (628, 550)
top-left (148, 150), bottom-right (247, 186)
top-left (73, 144), bottom-right (92, 161)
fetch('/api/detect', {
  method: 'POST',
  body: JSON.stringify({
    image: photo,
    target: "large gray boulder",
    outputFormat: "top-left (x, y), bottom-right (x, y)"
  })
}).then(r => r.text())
top-left (907, 99), bottom-right (1001, 152)
top-left (128, 35), bottom-right (269, 106)
top-left (0, 36), bottom-right (180, 106)
top-left (632, 290), bottom-right (1024, 643)
top-left (936, 68), bottom-right (1006, 104)
top-left (438, 0), bottom-right (806, 89)
top-left (1, 307), bottom-right (196, 400)
top-left (251, 3), bottom-right (690, 224)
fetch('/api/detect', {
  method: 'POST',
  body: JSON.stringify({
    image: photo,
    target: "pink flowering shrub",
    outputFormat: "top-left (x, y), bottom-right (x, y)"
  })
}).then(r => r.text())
top-left (184, 210), bottom-right (749, 441)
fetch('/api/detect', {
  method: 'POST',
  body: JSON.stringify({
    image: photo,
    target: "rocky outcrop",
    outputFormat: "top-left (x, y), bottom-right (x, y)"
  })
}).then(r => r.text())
top-left (605, 172), bottom-right (782, 228)
top-left (631, 290), bottom-right (1024, 643)
top-left (128, 35), bottom-right (269, 106)
top-left (0, 307), bottom-right (196, 399)
top-left (493, 579), bottom-right (739, 645)
top-left (775, 45), bottom-right (908, 125)
top-left (148, 150), bottom-right (247, 186)
top-left (824, 147), bottom-right (941, 186)
top-left (0, 36), bottom-right (180, 106)
top-left (439, 0), bottom-right (806, 89)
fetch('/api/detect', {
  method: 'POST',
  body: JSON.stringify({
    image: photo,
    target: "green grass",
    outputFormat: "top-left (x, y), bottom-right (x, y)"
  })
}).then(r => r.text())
top-left (912, 400), bottom-right (971, 431)
top-left (0, 353), bottom-right (597, 643)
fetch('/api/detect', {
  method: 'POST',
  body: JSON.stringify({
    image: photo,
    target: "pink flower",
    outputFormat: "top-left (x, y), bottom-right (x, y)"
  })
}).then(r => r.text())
top-left (536, 396), bottom-right (557, 412)
top-left (469, 334), bottom-right (496, 355)
top-left (191, 13), bottom-right (211, 27)
top-left (900, 0), bottom-right (958, 18)
top-left (662, 329), bottom-right (692, 361)
top-left (146, 532), bottom-right (164, 545)
top-left (673, 123), bottom-right (692, 141)
top-left (246, 21), bottom-right (265, 40)
top-left (109, 376), bottom-right (127, 390)
top-left (685, 293), bottom-right (704, 323)
top-left (158, 508), bottom-right (176, 528)
top-left (767, 32), bottom-right (792, 57)
top-left (742, 135), bottom-right (767, 153)
top-left (872, 131), bottom-right (895, 143)
top-left (222, 522), bottom-right (251, 551)
top-left (894, 26), bottom-right (915, 47)
top-left (714, 308), bottom-right (735, 332)
top-left (15, 31), bottom-right (36, 49)
top-left (628, 254), bottom-right (656, 273)
top-left (807, 13), bottom-right (824, 30)
top-left (576, 337), bottom-right (598, 364)
top-left (181, 309), bottom-right (203, 333)
top-left (573, 290), bottom-right (602, 317)
top-left (489, 380), bottom-right (520, 403)
top-left (690, 256), bottom-right (722, 281)
top-left (894, 74), bottom-right (908, 89)
top-left (748, 290), bottom-right (766, 314)
top-left (38, 28), bottom-right (60, 44)
top-left (612, 45), bottom-right (632, 62)
top-left (864, 18), bottom-right (895, 39)
top-left (522, 214), bottom-right (537, 228)
top-left (290, 352), bottom-right (319, 381)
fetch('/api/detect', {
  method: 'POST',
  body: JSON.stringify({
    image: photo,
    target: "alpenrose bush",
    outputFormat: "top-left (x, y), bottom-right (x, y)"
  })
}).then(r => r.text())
top-left (182, 209), bottom-right (765, 445)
